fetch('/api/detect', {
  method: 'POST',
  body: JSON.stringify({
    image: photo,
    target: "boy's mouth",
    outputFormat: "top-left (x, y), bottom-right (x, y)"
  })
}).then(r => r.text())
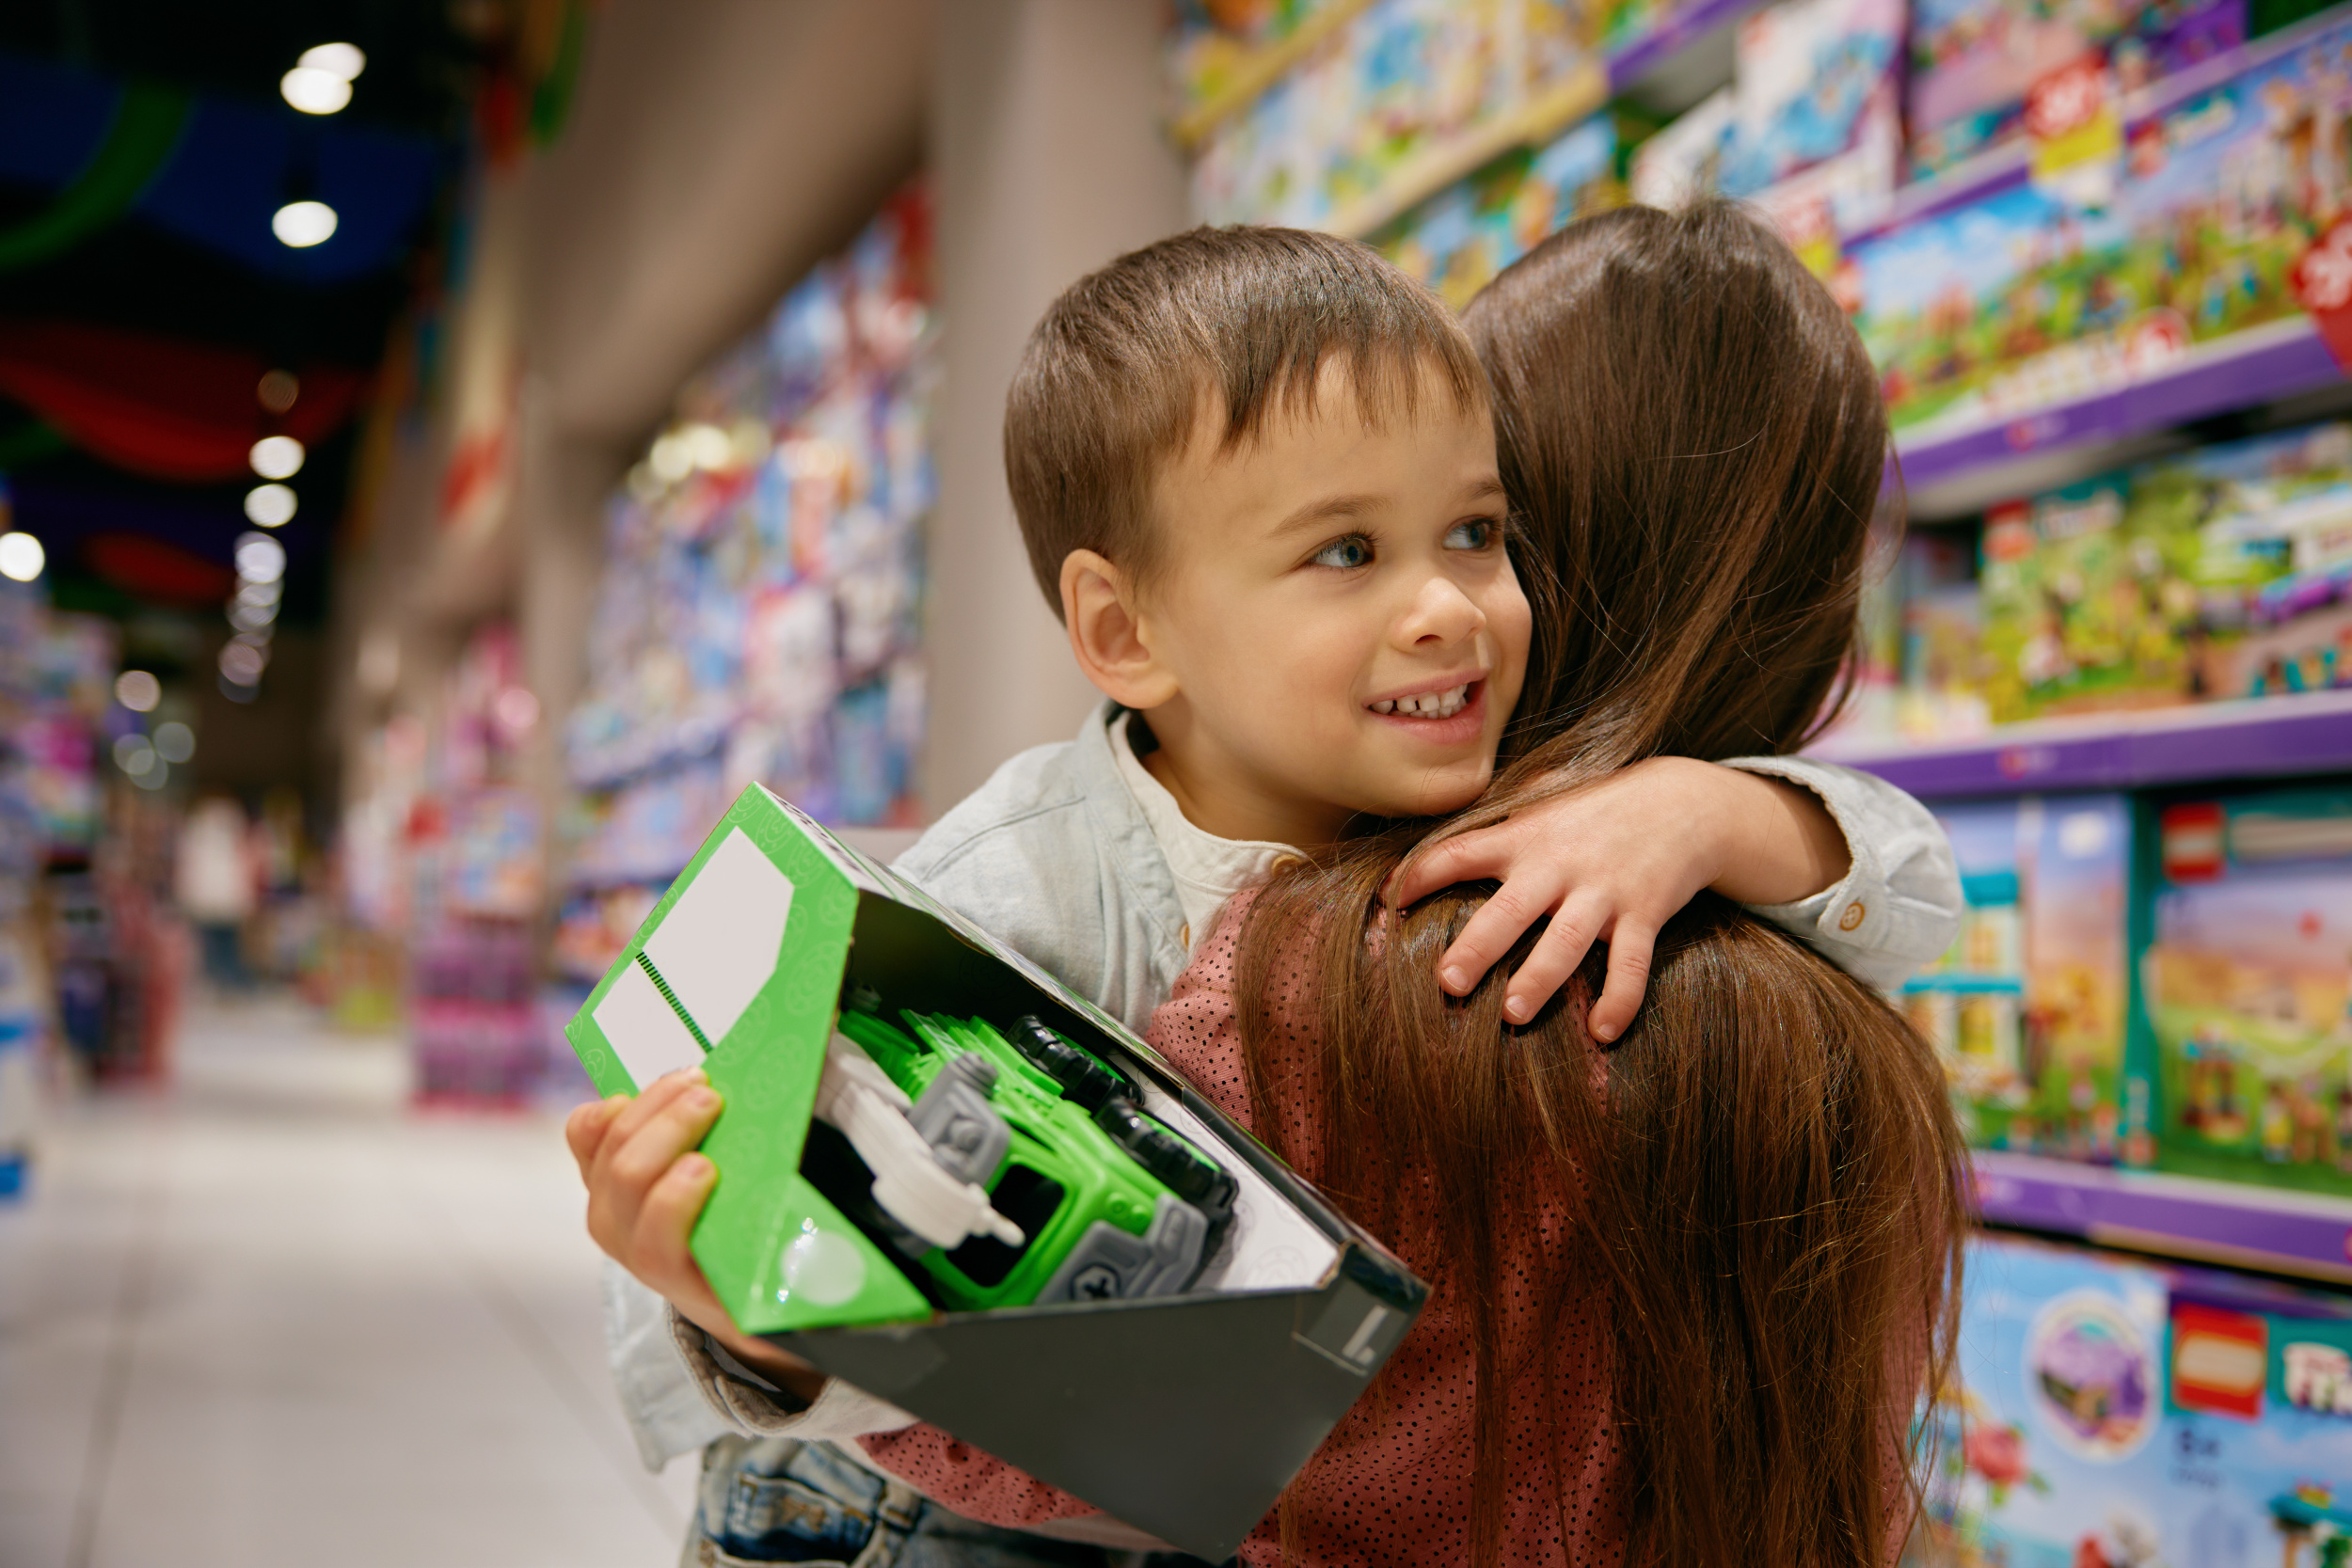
top-left (1367, 681), bottom-right (1473, 720)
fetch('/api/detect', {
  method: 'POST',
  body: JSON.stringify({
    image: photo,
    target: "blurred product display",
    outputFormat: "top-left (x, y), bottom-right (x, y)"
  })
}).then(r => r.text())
top-left (550, 185), bottom-right (933, 987)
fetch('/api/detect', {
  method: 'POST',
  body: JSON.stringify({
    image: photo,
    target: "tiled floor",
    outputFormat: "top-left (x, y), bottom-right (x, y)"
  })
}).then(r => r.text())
top-left (0, 995), bottom-right (697, 1568)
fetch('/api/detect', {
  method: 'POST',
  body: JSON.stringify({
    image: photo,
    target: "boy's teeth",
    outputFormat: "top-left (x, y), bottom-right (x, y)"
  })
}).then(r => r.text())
top-left (1373, 683), bottom-right (1470, 719)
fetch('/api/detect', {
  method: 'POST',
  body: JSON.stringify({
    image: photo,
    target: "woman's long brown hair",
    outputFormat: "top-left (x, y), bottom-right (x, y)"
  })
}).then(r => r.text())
top-left (1232, 202), bottom-right (1970, 1565)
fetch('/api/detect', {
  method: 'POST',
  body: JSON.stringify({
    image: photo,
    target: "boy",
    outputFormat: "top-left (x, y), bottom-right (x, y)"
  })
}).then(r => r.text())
top-left (570, 228), bottom-right (1960, 1562)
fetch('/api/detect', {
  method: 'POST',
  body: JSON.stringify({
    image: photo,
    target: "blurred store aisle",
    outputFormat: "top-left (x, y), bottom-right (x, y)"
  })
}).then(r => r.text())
top-left (0, 997), bottom-right (694, 1568)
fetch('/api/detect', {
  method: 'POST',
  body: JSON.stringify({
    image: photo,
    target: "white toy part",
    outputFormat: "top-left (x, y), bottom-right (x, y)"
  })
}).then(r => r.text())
top-left (814, 1030), bottom-right (1023, 1251)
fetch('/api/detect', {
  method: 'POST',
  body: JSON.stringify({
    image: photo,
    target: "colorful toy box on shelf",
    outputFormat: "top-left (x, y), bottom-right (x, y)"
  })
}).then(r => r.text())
top-left (2136, 783), bottom-right (2352, 1196)
top-left (1923, 1230), bottom-right (2352, 1565)
top-left (564, 182), bottom-right (930, 885)
top-left (406, 624), bottom-right (547, 1105)
top-left (1372, 112), bottom-right (1619, 305)
top-left (1965, 419), bottom-right (2352, 726)
top-left (1851, 11), bottom-right (2352, 441)
top-left (1910, 795), bottom-right (2139, 1161)
top-left (1623, 0), bottom-right (1909, 274)
top-left (1185, 0), bottom-right (1597, 232)
top-left (1906, 0), bottom-right (2249, 178)
top-left (564, 784), bottom-right (1423, 1560)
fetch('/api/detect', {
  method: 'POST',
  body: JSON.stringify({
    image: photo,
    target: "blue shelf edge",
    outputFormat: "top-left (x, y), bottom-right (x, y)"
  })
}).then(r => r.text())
top-left (1819, 689), bottom-right (2352, 800)
top-left (1974, 1149), bottom-right (2352, 1284)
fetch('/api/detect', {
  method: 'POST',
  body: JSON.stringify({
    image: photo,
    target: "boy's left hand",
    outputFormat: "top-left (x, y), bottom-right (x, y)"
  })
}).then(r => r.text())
top-left (1385, 757), bottom-right (1847, 1042)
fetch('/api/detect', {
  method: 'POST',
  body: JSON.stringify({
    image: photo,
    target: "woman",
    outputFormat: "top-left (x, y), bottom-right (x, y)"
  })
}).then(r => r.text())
top-left (866, 201), bottom-right (1971, 1566)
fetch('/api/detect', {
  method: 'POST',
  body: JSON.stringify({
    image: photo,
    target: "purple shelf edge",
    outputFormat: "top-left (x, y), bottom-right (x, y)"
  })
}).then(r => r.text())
top-left (1835, 693), bottom-right (2352, 800)
top-left (1604, 0), bottom-right (1758, 87)
top-left (1895, 327), bottom-right (2345, 490)
top-left (1974, 1152), bottom-right (2352, 1280)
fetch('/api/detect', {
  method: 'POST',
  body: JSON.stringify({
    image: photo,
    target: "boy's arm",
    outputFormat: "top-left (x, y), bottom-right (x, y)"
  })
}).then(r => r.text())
top-left (1388, 756), bottom-right (1960, 1037)
top-left (1715, 756), bottom-right (1963, 989)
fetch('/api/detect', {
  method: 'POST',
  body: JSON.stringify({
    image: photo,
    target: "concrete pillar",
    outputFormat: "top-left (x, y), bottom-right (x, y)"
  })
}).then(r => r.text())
top-left (922, 0), bottom-right (1189, 812)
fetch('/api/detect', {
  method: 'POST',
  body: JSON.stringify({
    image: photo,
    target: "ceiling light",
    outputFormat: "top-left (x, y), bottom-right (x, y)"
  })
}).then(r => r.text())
top-left (235, 532), bottom-right (286, 584)
top-left (114, 670), bottom-right (161, 712)
top-left (244, 483), bottom-right (297, 528)
top-left (230, 600), bottom-right (278, 634)
top-left (134, 758), bottom-right (167, 791)
top-left (154, 721), bottom-right (195, 764)
top-left (219, 676), bottom-right (259, 704)
top-left (257, 370), bottom-right (299, 412)
top-left (280, 67), bottom-right (352, 115)
top-left (0, 531), bottom-right (43, 582)
top-left (683, 423), bottom-right (736, 470)
top-left (298, 42), bottom-right (366, 81)
top-left (272, 200), bottom-right (338, 248)
top-left (249, 435), bottom-right (305, 479)
top-left (235, 580), bottom-right (282, 610)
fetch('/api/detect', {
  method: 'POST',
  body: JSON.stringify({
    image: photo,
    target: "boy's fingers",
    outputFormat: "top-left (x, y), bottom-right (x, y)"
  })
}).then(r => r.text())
top-left (602, 1083), bottom-right (724, 1199)
top-left (634, 1152), bottom-right (723, 1287)
top-left (1499, 895), bottom-right (1607, 1024)
top-left (599, 1067), bottom-right (707, 1153)
top-left (1587, 921), bottom-right (1659, 1045)
top-left (564, 1095), bottom-right (628, 1176)
top-left (1436, 876), bottom-right (1561, 996)
top-left (1387, 826), bottom-right (1516, 909)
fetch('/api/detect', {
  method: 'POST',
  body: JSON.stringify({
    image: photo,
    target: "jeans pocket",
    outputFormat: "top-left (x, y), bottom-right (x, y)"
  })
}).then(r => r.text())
top-left (693, 1438), bottom-right (888, 1566)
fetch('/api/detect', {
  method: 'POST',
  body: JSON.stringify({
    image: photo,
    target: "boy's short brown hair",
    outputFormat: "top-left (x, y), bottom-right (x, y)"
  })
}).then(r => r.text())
top-left (1005, 226), bottom-right (1488, 614)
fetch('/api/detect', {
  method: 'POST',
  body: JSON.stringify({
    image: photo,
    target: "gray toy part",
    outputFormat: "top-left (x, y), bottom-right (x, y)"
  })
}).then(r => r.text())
top-left (1038, 1194), bottom-right (1208, 1304)
top-left (909, 1052), bottom-right (1009, 1187)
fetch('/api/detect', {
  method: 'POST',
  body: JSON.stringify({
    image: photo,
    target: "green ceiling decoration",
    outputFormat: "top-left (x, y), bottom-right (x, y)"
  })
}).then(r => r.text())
top-left (0, 83), bottom-right (190, 273)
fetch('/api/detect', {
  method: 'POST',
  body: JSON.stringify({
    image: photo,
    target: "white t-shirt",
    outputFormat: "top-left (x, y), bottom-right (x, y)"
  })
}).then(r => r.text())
top-left (1107, 712), bottom-right (1297, 953)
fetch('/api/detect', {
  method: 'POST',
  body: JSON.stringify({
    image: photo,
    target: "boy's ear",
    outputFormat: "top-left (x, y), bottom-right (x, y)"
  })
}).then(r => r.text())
top-left (1060, 549), bottom-right (1180, 710)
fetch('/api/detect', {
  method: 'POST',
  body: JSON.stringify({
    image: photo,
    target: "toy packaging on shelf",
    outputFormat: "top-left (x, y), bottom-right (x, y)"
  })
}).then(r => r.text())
top-left (564, 784), bottom-right (1424, 1560)
top-left (1852, 13), bottom-right (2352, 439)
top-left (1964, 419), bottom-right (2352, 725)
top-left (1922, 1230), bottom-right (2352, 1566)
top-left (564, 182), bottom-right (931, 895)
top-left (1186, 0), bottom-right (1597, 230)
top-left (1906, 0), bottom-right (2249, 177)
top-left (1908, 795), bottom-right (2137, 1161)
top-left (2137, 783), bottom-right (2352, 1196)
top-left (1373, 111), bottom-right (1618, 305)
top-left (1165, 0), bottom-right (1352, 128)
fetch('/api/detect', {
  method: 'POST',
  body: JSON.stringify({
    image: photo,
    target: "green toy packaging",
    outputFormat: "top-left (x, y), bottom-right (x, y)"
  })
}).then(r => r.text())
top-left (564, 784), bottom-right (1424, 1559)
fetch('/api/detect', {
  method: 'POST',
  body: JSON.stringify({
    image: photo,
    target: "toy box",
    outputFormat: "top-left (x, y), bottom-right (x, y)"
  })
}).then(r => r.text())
top-left (564, 785), bottom-right (1425, 1559)
top-left (1717, 0), bottom-right (1907, 198)
top-left (2125, 420), bottom-right (2352, 704)
top-left (1375, 112), bottom-right (1619, 307)
top-left (2138, 784), bottom-right (2352, 1197)
top-left (1922, 1231), bottom-right (2352, 1565)
top-left (1906, 0), bottom-right (2248, 177)
top-left (1906, 795), bottom-right (2136, 1161)
top-left (1852, 13), bottom-right (2352, 437)
top-left (1971, 421), bottom-right (2352, 723)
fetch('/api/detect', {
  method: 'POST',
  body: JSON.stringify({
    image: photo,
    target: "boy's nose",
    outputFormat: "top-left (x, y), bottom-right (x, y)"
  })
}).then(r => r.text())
top-left (1394, 573), bottom-right (1485, 649)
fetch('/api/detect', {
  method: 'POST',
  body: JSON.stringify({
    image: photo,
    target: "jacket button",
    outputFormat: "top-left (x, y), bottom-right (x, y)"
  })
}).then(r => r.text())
top-left (1839, 901), bottom-right (1866, 931)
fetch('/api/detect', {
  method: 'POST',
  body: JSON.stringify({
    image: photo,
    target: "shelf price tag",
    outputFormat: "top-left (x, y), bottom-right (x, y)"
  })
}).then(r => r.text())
top-left (2293, 215), bottom-right (2352, 371)
top-left (2026, 55), bottom-right (2122, 208)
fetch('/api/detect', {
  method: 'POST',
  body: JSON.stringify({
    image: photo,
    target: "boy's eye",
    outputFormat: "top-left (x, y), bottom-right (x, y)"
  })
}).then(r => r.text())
top-left (1311, 535), bottom-right (1374, 570)
top-left (1444, 517), bottom-right (1500, 551)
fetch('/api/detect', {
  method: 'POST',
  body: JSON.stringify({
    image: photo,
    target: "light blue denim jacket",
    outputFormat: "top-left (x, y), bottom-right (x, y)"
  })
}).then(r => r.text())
top-left (605, 700), bottom-right (1963, 1472)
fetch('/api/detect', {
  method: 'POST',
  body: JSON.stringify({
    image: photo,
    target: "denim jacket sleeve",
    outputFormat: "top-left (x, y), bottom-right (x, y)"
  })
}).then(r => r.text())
top-left (1719, 756), bottom-right (1962, 991)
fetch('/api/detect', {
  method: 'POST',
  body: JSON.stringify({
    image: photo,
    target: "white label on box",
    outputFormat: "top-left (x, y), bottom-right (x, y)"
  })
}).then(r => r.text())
top-left (595, 961), bottom-right (707, 1090)
top-left (644, 827), bottom-right (794, 1048)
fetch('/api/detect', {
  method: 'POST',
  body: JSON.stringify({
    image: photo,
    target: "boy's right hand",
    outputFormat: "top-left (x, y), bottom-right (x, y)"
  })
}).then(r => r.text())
top-left (565, 1069), bottom-right (829, 1403)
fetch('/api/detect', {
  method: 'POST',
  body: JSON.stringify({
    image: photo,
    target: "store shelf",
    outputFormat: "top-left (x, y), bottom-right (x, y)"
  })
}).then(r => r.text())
top-left (1975, 1149), bottom-right (2352, 1285)
top-left (1820, 689), bottom-right (2352, 800)
top-left (1891, 316), bottom-right (2344, 491)
top-left (1169, 0), bottom-right (1377, 148)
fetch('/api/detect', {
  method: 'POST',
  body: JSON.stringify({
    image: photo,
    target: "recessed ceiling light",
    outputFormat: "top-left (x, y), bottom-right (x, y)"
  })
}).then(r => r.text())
top-left (298, 42), bottom-right (366, 81)
top-left (250, 435), bottom-right (305, 479)
top-left (280, 66), bottom-right (353, 115)
top-left (272, 200), bottom-right (338, 248)
top-left (0, 531), bottom-right (42, 582)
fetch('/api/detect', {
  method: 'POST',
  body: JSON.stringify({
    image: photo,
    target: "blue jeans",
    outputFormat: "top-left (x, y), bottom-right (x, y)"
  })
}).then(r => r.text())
top-left (682, 1436), bottom-right (1120, 1568)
